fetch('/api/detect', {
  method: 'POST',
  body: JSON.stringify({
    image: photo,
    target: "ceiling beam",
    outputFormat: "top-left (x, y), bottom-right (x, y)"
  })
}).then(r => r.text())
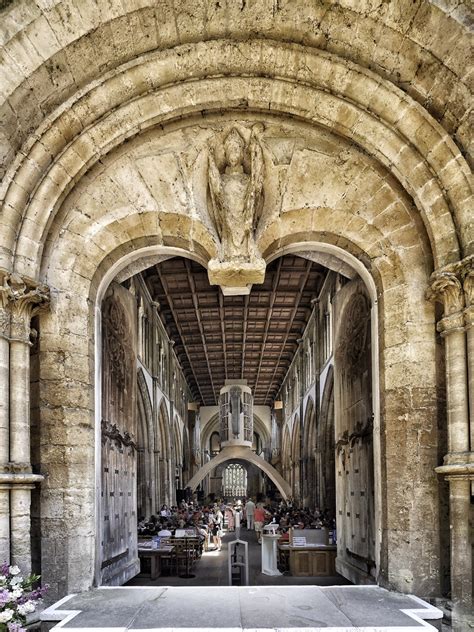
top-left (218, 290), bottom-right (228, 381)
top-left (184, 258), bottom-right (218, 404)
top-left (253, 258), bottom-right (283, 396)
top-left (155, 266), bottom-right (206, 404)
top-left (262, 258), bottom-right (314, 404)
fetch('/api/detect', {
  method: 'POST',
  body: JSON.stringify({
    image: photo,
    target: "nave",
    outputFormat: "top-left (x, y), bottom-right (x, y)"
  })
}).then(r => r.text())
top-left (127, 527), bottom-right (350, 588)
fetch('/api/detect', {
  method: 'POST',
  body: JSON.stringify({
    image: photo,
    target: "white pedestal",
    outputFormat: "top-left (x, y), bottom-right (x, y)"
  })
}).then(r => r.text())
top-left (261, 534), bottom-right (282, 576)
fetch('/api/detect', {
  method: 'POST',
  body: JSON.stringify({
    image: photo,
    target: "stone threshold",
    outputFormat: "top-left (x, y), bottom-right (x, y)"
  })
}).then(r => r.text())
top-left (40, 585), bottom-right (443, 632)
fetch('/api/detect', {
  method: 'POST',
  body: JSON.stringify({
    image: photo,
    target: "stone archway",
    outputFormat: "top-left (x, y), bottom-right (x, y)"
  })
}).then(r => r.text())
top-left (186, 446), bottom-right (292, 500)
top-left (0, 31), bottom-right (468, 619)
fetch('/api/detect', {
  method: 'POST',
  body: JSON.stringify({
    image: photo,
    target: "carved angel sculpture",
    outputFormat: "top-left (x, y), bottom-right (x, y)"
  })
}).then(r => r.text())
top-left (208, 125), bottom-right (265, 262)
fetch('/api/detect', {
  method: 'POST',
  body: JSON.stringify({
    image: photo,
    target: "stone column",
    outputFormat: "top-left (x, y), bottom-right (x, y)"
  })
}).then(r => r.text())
top-left (2, 273), bottom-right (49, 574)
top-left (429, 266), bottom-right (473, 632)
top-left (460, 258), bottom-right (474, 450)
top-left (0, 274), bottom-right (11, 562)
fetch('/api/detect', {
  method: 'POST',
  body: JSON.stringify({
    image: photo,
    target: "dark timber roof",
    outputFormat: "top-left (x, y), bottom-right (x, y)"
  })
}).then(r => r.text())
top-left (143, 255), bottom-right (326, 406)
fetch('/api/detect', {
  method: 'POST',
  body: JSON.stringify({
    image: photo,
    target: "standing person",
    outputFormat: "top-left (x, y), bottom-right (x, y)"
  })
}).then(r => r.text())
top-left (225, 505), bottom-right (235, 532)
top-left (254, 503), bottom-right (267, 543)
top-left (234, 504), bottom-right (242, 532)
top-left (210, 521), bottom-right (222, 551)
top-left (215, 507), bottom-right (224, 531)
top-left (245, 497), bottom-right (255, 530)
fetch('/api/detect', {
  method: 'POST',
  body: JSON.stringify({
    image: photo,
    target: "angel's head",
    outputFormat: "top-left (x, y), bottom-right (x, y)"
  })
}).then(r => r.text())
top-left (224, 128), bottom-right (245, 168)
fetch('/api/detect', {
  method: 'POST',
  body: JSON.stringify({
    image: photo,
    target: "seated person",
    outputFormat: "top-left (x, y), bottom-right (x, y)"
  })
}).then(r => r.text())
top-left (158, 520), bottom-right (172, 537)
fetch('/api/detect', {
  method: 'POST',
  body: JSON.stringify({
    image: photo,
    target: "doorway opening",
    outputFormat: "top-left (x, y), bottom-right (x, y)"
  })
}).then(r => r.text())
top-left (96, 248), bottom-right (378, 587)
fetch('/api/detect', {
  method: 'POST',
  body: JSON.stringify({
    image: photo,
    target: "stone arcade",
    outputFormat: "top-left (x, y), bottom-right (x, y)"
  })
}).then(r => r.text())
top-left (0, 1), bottom-right (472, 630)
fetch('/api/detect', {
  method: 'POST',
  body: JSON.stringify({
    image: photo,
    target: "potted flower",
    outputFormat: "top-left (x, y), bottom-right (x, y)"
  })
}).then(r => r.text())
top-left (0, 563), bottom-right (48, 632)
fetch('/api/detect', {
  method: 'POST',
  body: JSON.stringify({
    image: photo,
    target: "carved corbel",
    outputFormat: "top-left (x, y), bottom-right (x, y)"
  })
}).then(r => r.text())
top-left (427, 271), bottom-right (465, 336)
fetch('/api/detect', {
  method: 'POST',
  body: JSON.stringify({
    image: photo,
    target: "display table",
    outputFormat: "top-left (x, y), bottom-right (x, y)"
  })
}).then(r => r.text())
top-left (278, 528), bottom-right (337, 577)
top-left (261, 533), bottom-right (282, 576)
top-left (138, 543), bottom-right (175, 579)
top-left (278, 543), bottom-right (336, 577)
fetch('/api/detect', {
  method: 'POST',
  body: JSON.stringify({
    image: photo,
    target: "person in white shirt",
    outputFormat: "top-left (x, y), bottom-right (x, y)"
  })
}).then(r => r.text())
top-left (245, 498), bottom-right (255, 530)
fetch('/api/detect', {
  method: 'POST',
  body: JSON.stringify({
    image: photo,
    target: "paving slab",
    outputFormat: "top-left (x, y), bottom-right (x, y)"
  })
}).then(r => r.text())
top-left (41, 585), bottom-right (443, 631)
top-left (238, 586), bottom-right (352, 628)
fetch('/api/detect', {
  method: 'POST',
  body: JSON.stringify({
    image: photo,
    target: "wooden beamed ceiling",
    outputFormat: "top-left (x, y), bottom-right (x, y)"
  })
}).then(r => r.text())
top-left (143, 255), bottom-right (327, 406)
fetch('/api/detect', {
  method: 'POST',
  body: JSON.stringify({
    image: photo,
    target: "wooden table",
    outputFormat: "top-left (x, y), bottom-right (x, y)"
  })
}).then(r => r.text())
top-left (278, 543), bottom-right (337, 577)
top-left (138, 544), bottom-right (175, 579)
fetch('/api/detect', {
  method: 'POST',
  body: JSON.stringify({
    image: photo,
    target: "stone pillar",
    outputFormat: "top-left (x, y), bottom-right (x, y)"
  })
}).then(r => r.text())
top-left (0, 274), bottom-right (11, 562)
top-left (460, 260), bottom-right (474, 450)
top-left (429, 263), bottom-right (473, 632)
top-left (0, 272), bottom-right (49, 575)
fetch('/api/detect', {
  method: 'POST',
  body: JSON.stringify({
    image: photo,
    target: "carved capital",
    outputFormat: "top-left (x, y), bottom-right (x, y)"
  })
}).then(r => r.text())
top-left (0, 271), bottom-right (50, 342)
top-left (0, 308), bottom-right (10, 339)
top-left (427, 271), bottom-right (464, 316)
top-left (458, 255), bottom-right (474, 309)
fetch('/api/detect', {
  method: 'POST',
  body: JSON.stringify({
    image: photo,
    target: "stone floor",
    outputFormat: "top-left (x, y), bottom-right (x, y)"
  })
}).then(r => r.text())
top-left (40, 529), bottom-right (443, 631)
top-left (126, 528), bottom-right (350, 587)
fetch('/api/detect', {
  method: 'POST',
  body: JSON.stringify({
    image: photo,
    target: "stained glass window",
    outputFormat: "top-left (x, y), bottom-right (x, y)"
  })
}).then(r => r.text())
top-left (223, 463), bottom-right (247, 497)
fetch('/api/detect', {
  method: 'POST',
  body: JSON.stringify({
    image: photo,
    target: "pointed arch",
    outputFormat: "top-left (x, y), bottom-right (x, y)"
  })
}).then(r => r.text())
top-left (318, 365), bottom-right (336, 516)
top-left (136, 368), bottom-right (154, 518)
top-left (303, 397), bottom-right (316, 507)
top-left (291, 414), bottom-right (301, 501)
top-left (157, 399), bottom-right (171, 506)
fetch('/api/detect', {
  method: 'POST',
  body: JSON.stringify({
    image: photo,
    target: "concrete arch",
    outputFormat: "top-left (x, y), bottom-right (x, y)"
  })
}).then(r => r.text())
top-left (186, 446), bottom-right (291, 500)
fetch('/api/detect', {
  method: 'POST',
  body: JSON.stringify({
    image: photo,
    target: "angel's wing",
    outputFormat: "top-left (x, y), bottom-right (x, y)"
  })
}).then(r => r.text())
top-left (207, 150), bottom-right (224, 239)
top-left (244, 133), bottom-right (265, 231)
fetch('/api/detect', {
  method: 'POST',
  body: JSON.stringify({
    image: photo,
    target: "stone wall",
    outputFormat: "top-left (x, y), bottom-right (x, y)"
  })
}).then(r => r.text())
top-left (0, 2), bottom-right (471, 628)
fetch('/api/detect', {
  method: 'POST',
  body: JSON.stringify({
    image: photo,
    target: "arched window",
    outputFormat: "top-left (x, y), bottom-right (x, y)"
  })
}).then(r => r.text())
top-left (223, 463), bottom-right (247, 498)
top-left (252, 431), bottom-right (261, 454)
top-left (210, 431), bottom-right (221, 455)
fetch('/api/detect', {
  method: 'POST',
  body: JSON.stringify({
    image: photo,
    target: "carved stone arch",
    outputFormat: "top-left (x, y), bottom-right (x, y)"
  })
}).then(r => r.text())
top-left (281, 424), bottom-right (291, 482)
top-left (172, 416), bottom-right (183, 465)
top-left (318, 365), bottom-right (336, 517)
top-left (290, 414), bottom-right (301, 501)
top-left (182, 425), bottom-right (191, 482)
top-left (186, 446), bottom-right (291, 500)
top-left (137, 368), bottom-right (153, 445)
top-left (303, 397), bottom-right (316, 457)
top-left (302, 397), bottom-right (316, 507)
top-left (5, 40), bottom-right (468, 282)
top-left (253, 414), bottom-right (271, 450)
top-left (136, 368), bottom-right (154, 518)
top-left (157, 398), bottom-right (171, 506)
top-left (201, 413), bottom-right (220, 452)
top-left (171, 416), bottom-right (183, 492)
top-left (157, 399), bottom-right (170, 460)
